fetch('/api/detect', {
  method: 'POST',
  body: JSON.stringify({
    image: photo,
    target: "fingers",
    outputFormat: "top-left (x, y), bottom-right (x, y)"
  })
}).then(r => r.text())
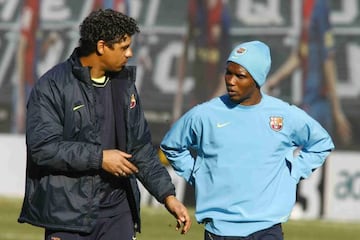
top-left (114, 171), bottom-right (127, 177)
top-left (176, 215), bottom-right (191, 234)
top-left (102, 149), bottom-right (138, 176)
top-left (122, 159), bottom-right (139, 174)
top-left (164, 195), bottom-right (192, 234)
top-left (118, 151), bottom-right (133, 159)
top-left (176, 220), bottom-right (181, 232)
top-left (117, 151), bottom-right (139, 174)
top-left (114, 164), bottom-right (137, 177)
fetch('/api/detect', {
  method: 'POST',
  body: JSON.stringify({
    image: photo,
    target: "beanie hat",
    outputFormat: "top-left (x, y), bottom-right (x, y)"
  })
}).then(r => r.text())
top-left (227, 40), bottom-right (271, 87)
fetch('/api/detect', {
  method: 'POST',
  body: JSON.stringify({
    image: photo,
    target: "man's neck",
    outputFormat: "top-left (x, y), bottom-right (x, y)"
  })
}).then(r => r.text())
top-left (79, 54), bottom-right (105, 79)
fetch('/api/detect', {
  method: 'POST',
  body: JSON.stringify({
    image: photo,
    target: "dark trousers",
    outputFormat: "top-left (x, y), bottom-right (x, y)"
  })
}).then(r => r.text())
top-left (204, 224), bottom-right (283, 240)
top-left (45, 210), bottom-right (135, 240)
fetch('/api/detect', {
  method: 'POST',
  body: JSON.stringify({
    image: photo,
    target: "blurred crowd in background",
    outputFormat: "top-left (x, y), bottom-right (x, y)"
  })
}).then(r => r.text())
top-left (0, 0), bottom-right (359, 150)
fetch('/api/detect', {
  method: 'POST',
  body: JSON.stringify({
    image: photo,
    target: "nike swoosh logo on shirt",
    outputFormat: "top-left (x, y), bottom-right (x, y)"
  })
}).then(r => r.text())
top-left (216, 122), bottom-right (231, 128)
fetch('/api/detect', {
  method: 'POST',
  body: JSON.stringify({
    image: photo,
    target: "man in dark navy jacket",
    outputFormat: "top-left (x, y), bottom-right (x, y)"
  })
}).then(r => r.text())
top-left (18, 9), bottom-right (191, 240)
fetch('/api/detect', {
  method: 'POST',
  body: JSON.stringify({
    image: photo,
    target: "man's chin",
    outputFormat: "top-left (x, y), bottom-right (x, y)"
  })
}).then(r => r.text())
top-left (227, 93), bottom-right (237, 100)
top-left (115, 65), bottom-right (125, 72)
top-left (229, 95), bottom-right (238, 102)
top-left (228, 94), bottom-right (242, 104)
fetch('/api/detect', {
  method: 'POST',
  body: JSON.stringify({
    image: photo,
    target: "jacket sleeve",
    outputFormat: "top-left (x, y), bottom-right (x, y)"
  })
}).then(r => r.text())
top-left (160, 108), bottom-right (199, 186)
top-left (26, 75), bottom-right (102, 172)
top-left (127, 89), bottom-right (176, 203)
top-left (285, 106), bottom-right (335, 182)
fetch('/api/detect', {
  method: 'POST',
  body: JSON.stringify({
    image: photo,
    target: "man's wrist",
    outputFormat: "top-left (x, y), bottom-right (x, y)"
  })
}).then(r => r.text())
top-left (164, 195), bottom-right (176, 205)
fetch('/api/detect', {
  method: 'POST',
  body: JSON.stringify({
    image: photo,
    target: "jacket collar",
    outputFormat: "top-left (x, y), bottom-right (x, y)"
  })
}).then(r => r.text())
top-left (70, 48), bottom-right (92, 84)
top-left (69, 47), bottom-right (136, 85)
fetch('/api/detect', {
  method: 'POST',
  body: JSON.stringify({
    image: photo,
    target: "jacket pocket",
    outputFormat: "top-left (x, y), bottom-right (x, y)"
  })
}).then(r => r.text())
top-left (30, 174), bottom-right (95, 225)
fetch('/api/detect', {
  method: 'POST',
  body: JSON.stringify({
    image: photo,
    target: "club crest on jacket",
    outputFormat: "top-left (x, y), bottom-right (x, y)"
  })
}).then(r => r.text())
top-left (130, 94), bottom-right (136, 109)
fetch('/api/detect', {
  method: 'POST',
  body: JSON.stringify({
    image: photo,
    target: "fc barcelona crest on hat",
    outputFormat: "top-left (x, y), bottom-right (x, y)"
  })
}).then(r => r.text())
top-left (130, 94), bottom-right (136, 109)
top-left (269, 116), bottom-right (283, 131)
top-left (236, 47), bottom-right (247, 54)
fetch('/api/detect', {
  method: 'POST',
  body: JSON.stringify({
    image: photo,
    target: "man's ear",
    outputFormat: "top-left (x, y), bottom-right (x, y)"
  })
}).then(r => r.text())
top-left (96, 40), bottom-right (106, 55)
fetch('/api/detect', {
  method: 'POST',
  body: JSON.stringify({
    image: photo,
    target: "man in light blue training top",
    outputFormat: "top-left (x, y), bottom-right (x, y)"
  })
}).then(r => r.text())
top-left (160, 40), bottom-right (334, 240)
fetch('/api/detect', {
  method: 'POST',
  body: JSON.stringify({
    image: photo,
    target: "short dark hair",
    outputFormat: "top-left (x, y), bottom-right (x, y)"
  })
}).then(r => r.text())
top-left (78, 9), bottom-right (140, 56)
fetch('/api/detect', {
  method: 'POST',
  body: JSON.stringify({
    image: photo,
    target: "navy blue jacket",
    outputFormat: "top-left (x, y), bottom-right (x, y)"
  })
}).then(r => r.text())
top-left (18, 49), bottom-right (175, 233)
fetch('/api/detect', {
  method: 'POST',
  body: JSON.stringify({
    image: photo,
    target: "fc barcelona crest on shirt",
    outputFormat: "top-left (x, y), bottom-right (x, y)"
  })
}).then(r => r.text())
top-left (130, 94), bottom-right (136, 109)
top-left (269, 116), bottom-right (283, 131)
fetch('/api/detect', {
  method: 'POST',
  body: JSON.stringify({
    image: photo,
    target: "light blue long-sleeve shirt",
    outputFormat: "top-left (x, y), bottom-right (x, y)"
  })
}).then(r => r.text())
top-left (160, 94), bottom-right (334, 236)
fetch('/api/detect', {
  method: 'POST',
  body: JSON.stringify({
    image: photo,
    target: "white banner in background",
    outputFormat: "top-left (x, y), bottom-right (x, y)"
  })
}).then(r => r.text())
top-left (325, 151), bottom-right (360, 221)
top-left (0, 134), bottom-right (26, 196)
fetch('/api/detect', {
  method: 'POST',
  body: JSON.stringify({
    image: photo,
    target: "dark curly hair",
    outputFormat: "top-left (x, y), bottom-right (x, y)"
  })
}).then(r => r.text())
top-left (78, 9), bottom-right (140, 56)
